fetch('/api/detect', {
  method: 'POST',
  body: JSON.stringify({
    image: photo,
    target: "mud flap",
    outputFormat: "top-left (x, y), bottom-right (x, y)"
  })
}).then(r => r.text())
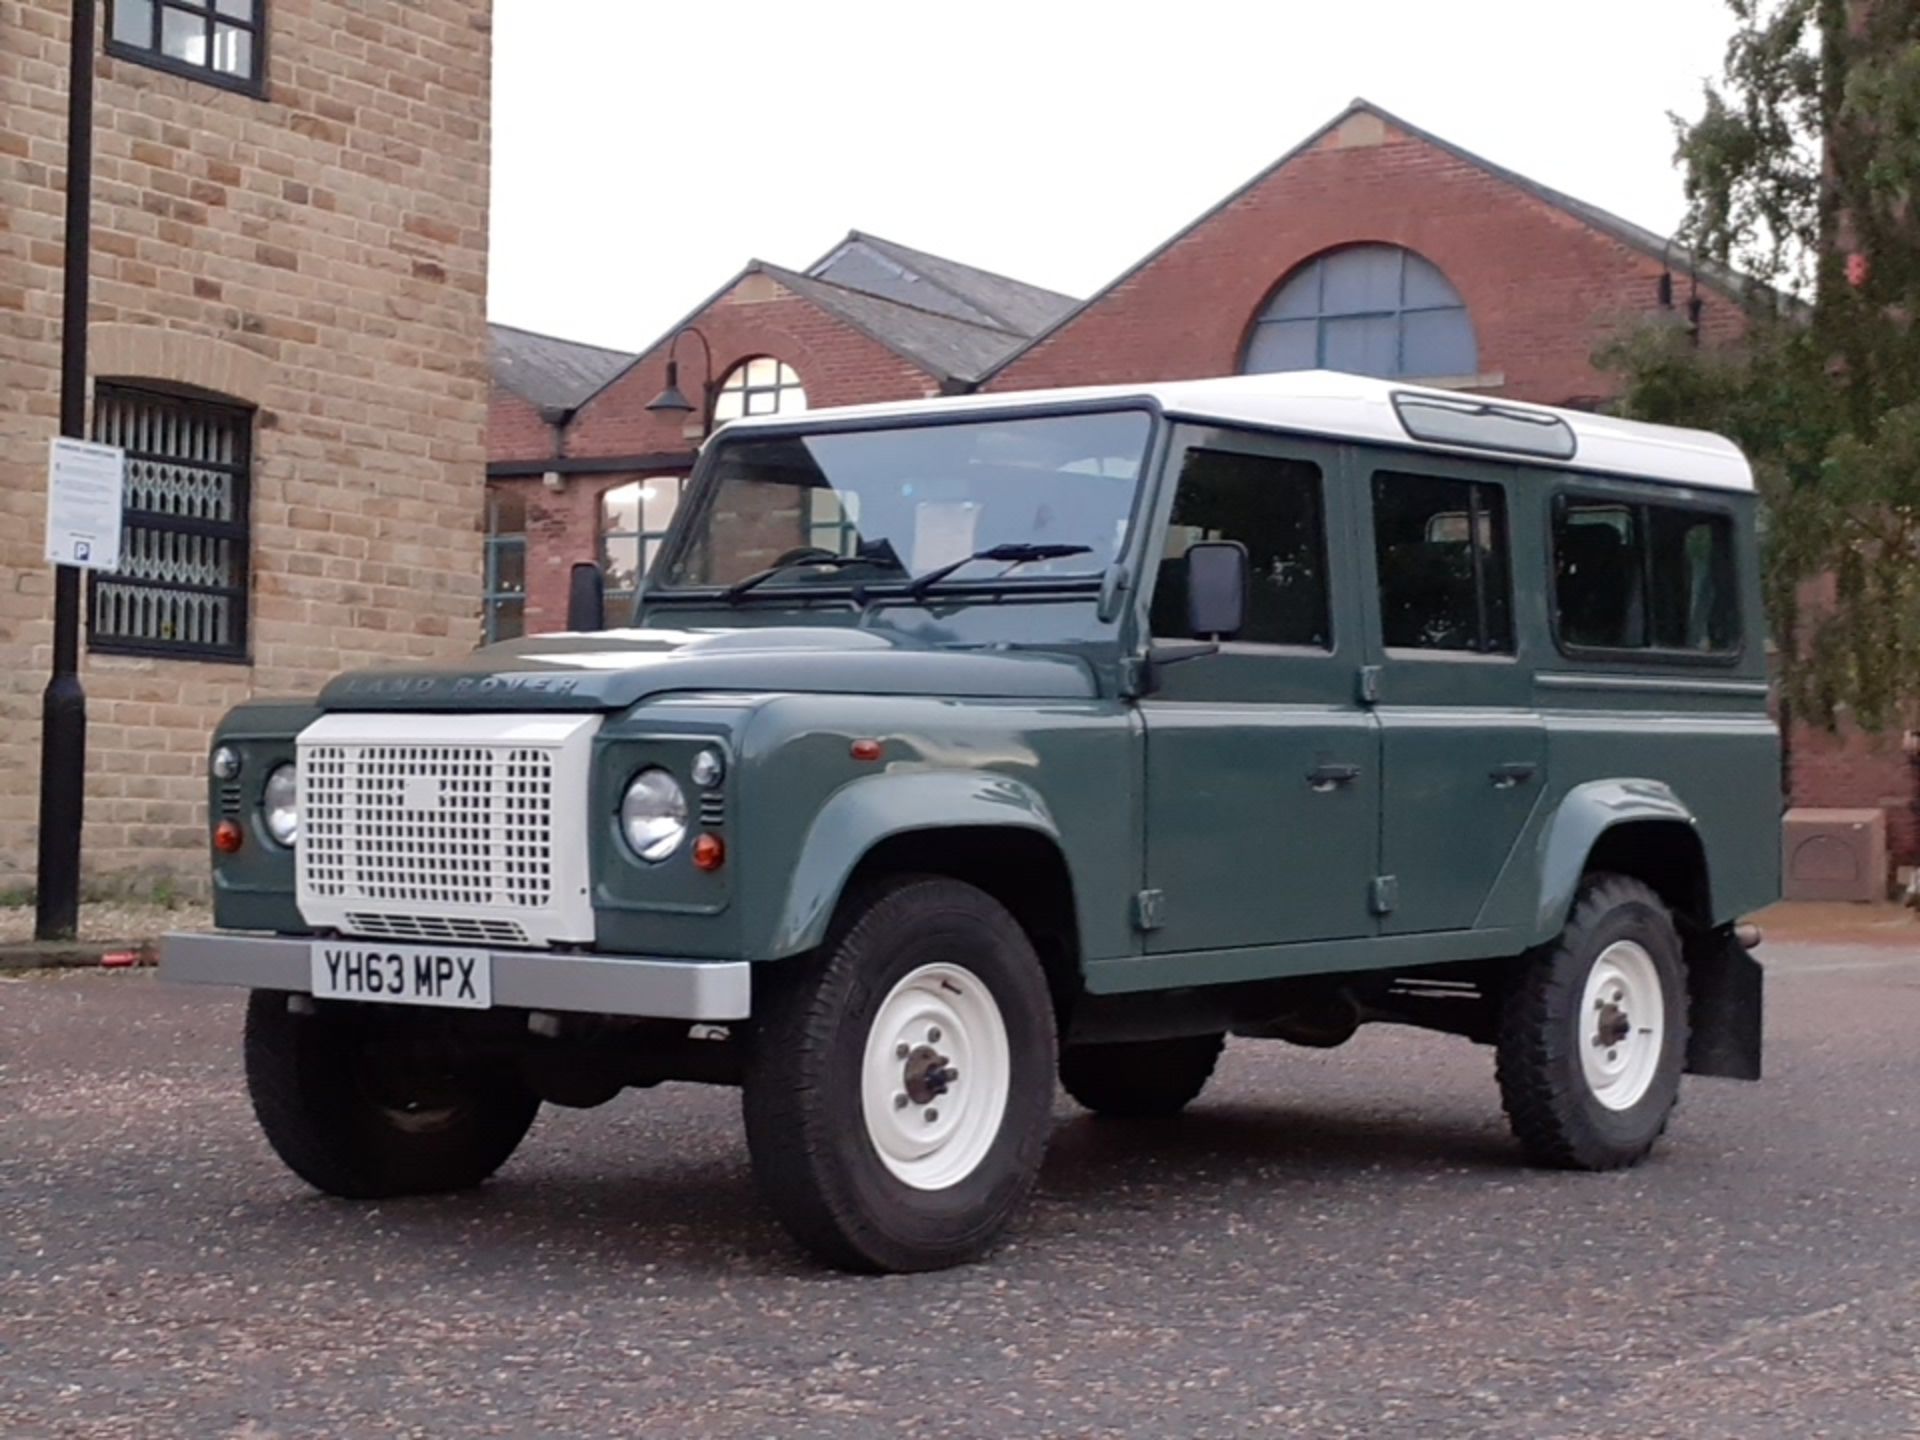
top-left (1685, 927), bottom-right (1763, 1081)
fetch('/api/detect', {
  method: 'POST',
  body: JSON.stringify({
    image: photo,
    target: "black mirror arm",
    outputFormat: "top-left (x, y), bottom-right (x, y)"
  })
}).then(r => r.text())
top-left (1137, 638), bottom-right (1220, 695)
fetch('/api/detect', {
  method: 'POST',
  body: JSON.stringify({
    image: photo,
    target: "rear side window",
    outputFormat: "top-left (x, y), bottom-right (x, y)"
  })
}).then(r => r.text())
top-left (1371, 471), bottom-right (1513, 653)
top-left (1553, 496), bottom-right (1737, 656)
top-left (1153, 449), bottom-right (1331, 648)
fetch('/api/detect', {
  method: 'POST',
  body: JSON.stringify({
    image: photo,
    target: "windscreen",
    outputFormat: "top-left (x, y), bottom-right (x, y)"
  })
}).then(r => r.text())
top-left (657, 410), bottom-right (1153, 591)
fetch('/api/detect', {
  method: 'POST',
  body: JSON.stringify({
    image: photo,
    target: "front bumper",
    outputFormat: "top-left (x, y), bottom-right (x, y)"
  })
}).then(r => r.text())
top-left (159, 931), bottom-right (752, 1022)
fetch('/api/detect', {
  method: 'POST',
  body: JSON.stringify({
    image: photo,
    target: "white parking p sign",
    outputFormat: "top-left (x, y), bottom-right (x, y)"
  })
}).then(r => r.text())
top-left (45, 436), bottom-right (126, 572)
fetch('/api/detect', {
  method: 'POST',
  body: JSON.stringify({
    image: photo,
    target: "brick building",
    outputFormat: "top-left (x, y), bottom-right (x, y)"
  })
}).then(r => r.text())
top-left (491, 96), bottom-right (1906, 883)
top-left (493, 101), bottom-right (1750, 638)
top-left (485, 234), bottom-right (1077, 637)
top-left (1, 0), bottom-right (493, 893)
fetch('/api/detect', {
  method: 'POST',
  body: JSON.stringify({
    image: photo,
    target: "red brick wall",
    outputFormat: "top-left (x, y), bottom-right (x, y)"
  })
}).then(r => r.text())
top-left (988, 112), bottom-right (1745, 403)
top-left (488, 384), bottom-right (553, 464)
top-left (1789, 722), bottom-right (1918, 869)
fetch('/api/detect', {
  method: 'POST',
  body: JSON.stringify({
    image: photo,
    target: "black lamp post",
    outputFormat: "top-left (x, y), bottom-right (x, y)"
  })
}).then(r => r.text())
top-left (36, 0), bottom-right (95, 942)
top-left (645, 326), bottom-right (717, 438)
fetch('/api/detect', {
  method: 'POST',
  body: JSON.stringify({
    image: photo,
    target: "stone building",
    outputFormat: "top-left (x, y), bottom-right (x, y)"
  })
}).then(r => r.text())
top-left (0, 0), bottom-right (493, 893)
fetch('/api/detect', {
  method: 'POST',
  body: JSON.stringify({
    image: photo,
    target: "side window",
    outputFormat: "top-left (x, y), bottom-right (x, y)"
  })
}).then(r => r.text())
top-left (1371, 471), bottom-right (1512, 653)
top-left (1152, 449), bottom-right (1330, 647)
top-left (1554, 496), bottom-right (1737, 655)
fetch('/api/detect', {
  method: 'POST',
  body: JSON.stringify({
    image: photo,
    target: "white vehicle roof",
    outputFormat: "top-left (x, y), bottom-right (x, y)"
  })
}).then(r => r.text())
top-left (722, 369), bottom-right (1753, 493)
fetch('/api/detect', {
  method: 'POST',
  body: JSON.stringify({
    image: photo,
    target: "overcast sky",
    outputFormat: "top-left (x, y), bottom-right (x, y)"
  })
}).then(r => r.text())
top-left (488, 0), bottom-right (1737, 353)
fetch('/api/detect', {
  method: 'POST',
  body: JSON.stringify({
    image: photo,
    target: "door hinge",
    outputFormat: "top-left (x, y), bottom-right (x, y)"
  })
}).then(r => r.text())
top-left (1133, 888), bottom-right (1166, 932)
top-left (1368, 875), bottom-right (1397, 916)
top-left (1357, 665), bottom-right (1381, 705)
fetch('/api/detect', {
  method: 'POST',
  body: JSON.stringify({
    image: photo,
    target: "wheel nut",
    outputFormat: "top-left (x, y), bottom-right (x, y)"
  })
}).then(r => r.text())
top-left (895, 1043), bottom-right (909, 1059)
top-left (927, 1027), bottom-right (941, 1043)
top-left (894, 1092), bottom-right (908, 1110)
top-left (924, 1108), bottom-right (938, 1123)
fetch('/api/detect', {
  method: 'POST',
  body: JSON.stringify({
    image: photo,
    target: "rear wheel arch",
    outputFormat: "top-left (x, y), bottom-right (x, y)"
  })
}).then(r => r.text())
top-left (1583, 820), bottom-right (1712, 928)
top-left (1532, 781), bottom-right (1713, 943)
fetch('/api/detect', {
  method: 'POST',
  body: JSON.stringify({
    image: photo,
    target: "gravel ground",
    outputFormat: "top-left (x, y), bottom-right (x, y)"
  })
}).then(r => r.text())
top-left (2, 938), bottom-right (1919, 1438)
top-left (0, 899), bottom-right (211, 947)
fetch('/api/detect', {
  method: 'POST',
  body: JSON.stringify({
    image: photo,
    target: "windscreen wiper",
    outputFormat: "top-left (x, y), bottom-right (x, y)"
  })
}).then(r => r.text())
top-left (906, 542), bottom-right (1093, 600)
top-left (723, 551), bottom-right (876, 602)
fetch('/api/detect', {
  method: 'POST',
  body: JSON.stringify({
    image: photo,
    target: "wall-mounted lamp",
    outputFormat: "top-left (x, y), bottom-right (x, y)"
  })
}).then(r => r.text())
top-left (645, 326), bottom-right (717, 441)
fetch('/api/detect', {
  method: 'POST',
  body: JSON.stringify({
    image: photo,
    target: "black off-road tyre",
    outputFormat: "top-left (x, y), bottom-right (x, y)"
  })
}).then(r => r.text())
top-left (1059, 1033), bottom-right (1226, 1118)
top-left (245, 992), bottom-right (541, 1199)
top-left (741, 876), bottom-right (1057, 1273)
top-left (1497, 873), bottom-right (1689, 1171)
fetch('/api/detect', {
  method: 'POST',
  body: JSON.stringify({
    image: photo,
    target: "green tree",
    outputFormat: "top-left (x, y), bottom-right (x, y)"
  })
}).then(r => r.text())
top-left (1608, 0), bottom-right (1920, 731)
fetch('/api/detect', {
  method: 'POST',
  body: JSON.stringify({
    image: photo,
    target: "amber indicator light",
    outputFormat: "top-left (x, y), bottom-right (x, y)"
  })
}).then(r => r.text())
top-left (692, 833), bottom-right (726, 872)
top-left (850, 738), bottom-right (883, 762)
top-left (213, 820), bottom-right (244, 854)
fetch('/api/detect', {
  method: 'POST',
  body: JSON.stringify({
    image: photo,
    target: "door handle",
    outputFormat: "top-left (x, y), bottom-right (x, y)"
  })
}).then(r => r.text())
top-left (1489, 761), bottom-right (1538, 790)
top-left (1306, 762), bottom-right (1361, 792)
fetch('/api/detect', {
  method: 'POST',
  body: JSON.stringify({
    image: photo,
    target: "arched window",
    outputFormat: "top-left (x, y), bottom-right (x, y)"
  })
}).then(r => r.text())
top-left (1242, 245), bottom-right (1477, 381)
top-left (601, 475), bottom-right (688, 608)
top-left (712, 357), bottom-right (807, 424)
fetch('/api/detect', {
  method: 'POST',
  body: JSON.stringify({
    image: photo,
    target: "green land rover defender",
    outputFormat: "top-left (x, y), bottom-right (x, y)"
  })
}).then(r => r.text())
top-left (163, 370), bottom-right (1778, 1272)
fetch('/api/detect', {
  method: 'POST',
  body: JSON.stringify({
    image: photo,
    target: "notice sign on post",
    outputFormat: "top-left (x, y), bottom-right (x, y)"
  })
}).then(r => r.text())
top-left (45, 436), bottom-right (126, 571)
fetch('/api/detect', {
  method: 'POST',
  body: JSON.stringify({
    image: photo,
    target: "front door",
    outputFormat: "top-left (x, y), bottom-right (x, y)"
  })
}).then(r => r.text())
top-left (1356, 452), bottom-right (1546, 934)
top-left (1140, 427), bottom-right (1379, 954)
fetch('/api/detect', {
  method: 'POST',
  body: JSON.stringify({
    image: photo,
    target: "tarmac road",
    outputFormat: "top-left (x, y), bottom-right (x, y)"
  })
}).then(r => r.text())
top-left (2, 937), bottom-right (1917, 1439)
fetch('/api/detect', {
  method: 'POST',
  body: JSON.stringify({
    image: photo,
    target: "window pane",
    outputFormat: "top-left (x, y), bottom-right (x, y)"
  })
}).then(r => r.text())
top-left (1553, 499), bottom-right (1644, 648)
top-left (212, 23), bottom-right (251, 76)
top-left (1261, 263), bottom-right (1320, 320)
top-left (1242, 318), bottom-right (1317, 374)
top-left (490, 541), bottom-right (525, 594)
top-left (1323, 314), bottom-right (1398, 377)
top-left (601, 481), bottom-right (641, 534)
top-left (488, 598), bottom-right (525, 644)
top-left (160, 5), bottom-right (206, 63)
top-left (745, 356), bottom-right (779, 386)
top-left (113, 0), bottom-right (155, 47)
top-left (746, 389), bottom-right (779, 415)
top-left (488, 487), bottom-right (526, 536)
top-left (1401, 308), bottom-right (1477, 378)
top-left (1402, 252), bottom-right (1463, 309)
top-left (1373, 471), bottom-right (1512, 653)
top-left (215, 0), bottom-right (255, 18)
top-left (1647, 508), bottom-right (1736, 651)
top-left (602, 533), bottom-right (642, 595)
top-left (1153, 450), bottom-right (1330, 648)
top-left (640, 476), bottom-right (682, 533)
top-left (1321, 247), bottom-right (1402, 315)
top-left (712, 388), bottom-right (745, 422)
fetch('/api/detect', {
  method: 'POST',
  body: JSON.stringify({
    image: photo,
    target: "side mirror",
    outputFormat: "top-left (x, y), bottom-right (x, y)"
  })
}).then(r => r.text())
top-left (1185, 540), bottom-right (1247, 640)
top-left (567, 562), bottom-right (606, 633)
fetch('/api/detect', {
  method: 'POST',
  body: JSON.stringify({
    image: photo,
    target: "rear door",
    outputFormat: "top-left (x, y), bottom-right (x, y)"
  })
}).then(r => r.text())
top-left (1355, 451), bottom-right (1546, 934)
top-left (1139, 426), bottom-right (1379, 953)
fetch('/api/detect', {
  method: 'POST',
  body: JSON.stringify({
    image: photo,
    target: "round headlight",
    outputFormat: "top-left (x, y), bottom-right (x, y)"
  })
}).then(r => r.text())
top-left (210, 745), bottom-right (241, 781)
top-left (262, 763), bottom-right (299, 847)
top-left (691, 748), bottom-right (725, 788)
top-left (621, 768), bottom-right (688, 862)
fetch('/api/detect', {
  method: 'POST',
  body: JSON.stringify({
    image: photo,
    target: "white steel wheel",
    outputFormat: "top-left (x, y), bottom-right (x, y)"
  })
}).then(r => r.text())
top-left (859, 962), bottom-right (1012, 1191)
top-left (1578, 940), bottom-right (1667, 1111)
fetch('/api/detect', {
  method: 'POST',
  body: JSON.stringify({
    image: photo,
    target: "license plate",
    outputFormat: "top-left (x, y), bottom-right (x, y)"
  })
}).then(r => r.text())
top-left (309, 942), bottom-right (492, 1010)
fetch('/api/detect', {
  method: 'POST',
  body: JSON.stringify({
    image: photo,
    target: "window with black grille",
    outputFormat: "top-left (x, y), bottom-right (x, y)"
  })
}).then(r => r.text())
top-left (89, 384), bottom-right (252, 662)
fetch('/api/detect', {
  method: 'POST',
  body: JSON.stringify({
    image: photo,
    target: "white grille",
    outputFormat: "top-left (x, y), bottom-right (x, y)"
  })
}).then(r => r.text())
top-left (297, 713), bottom-right (600, 946)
